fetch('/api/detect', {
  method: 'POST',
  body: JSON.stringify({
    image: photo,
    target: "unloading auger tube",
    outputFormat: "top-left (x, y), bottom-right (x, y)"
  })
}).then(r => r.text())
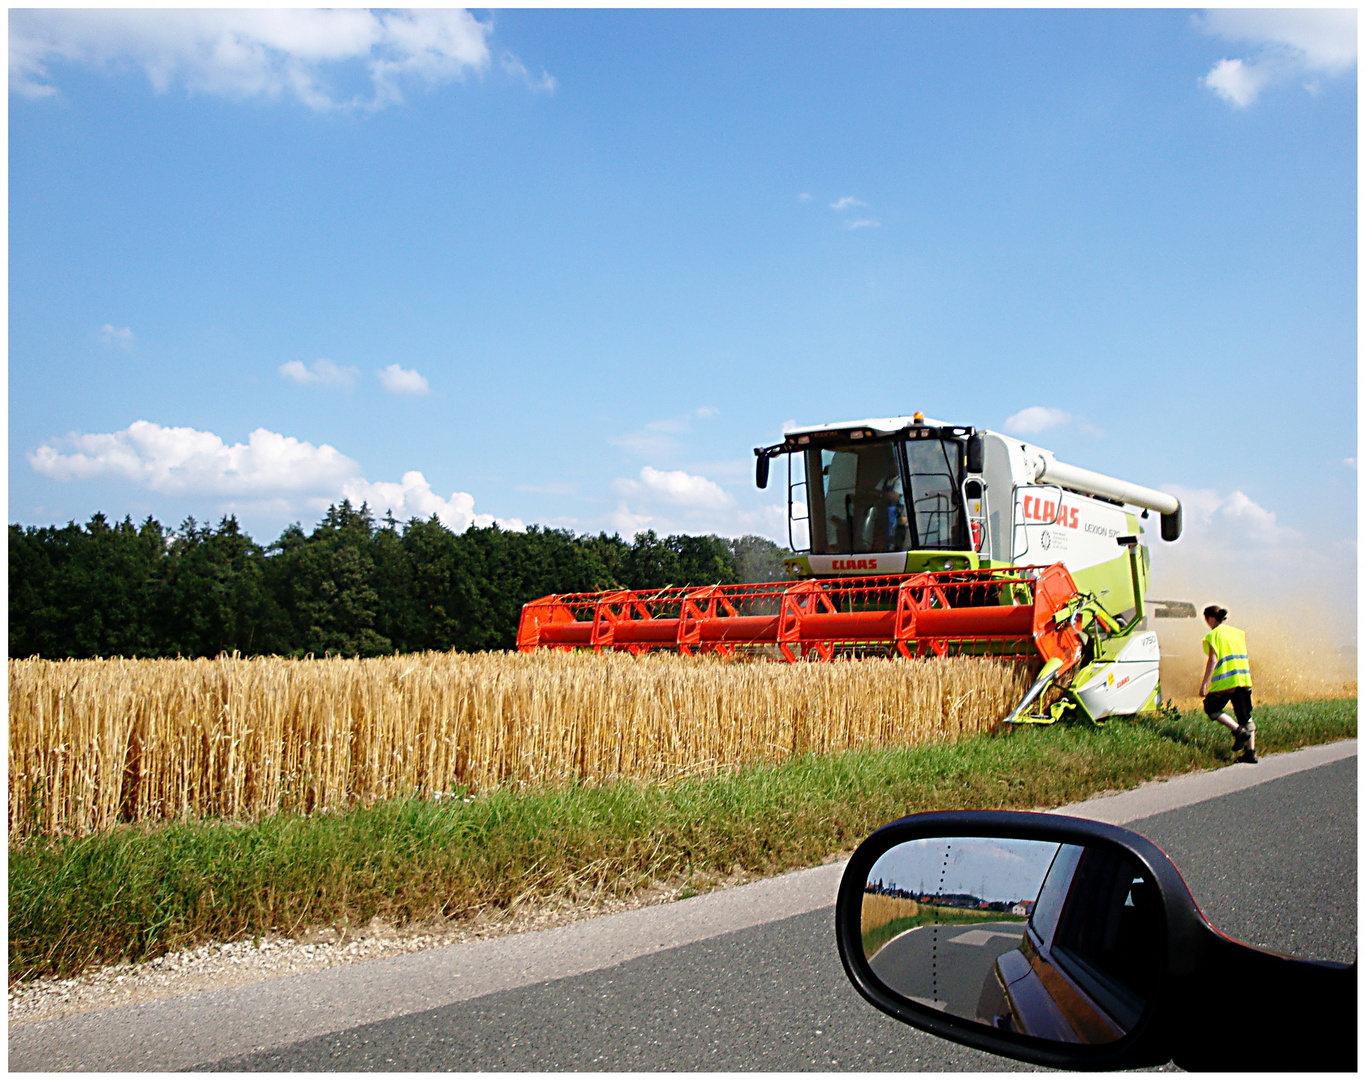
top-left (1030, 454), bottom-right (1183, 542)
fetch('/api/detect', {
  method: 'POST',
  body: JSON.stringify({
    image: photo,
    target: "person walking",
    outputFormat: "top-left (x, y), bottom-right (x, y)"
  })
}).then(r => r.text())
top-left (1199, 605), bottom-right (1256, 764)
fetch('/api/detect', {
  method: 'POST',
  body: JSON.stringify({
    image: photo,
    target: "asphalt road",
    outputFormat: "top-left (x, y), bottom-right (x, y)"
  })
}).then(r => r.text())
top-left (209, 752), bottom-right (1355, 1072)
top-left (11, 743), bottom-right (1354, 1072)
top-left (869, 921), bottom-right (1025, 1020)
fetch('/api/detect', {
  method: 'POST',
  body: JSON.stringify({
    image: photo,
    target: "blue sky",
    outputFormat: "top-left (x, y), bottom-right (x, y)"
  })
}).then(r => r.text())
top-left (9, 9), bottom-right (1357, 627)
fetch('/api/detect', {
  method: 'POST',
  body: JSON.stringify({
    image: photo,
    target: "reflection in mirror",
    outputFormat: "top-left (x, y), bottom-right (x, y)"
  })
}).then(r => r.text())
top-left (862, 837), bottom-right (1160, 1046)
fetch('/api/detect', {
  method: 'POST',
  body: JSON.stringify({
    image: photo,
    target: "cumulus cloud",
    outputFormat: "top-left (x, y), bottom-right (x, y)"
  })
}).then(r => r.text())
top-left (614, 466), bottom-right (734, 512)
top-left (1202, 57), bottom-right (1270, 108)
top-left (344, 471), bottom-right (523, 532)
top-left (279, 358), bottom-right (359, 388)
top-left (846, 218), bottom-right (880, 230)
top-left (830, 196), bottom-right (866, 211)
top-left (29, 420), bottom-right (358, 496)
top-left (1003, 406), bottom-right (1072, 436)
top-left (28, 419), bottom-right (517, 532)
top-left (100, 324), bottom-right (134, 346)
top-left (1197, 9), bottom-right (1356, 108)
top-left (10, 8), bottom-right (499, 110)
top-left (377, 363), bottom-right (431, 395)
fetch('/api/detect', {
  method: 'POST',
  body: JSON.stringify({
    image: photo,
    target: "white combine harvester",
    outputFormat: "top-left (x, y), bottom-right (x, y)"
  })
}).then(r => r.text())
top-left (520, 411), bottom-right (1191, 724)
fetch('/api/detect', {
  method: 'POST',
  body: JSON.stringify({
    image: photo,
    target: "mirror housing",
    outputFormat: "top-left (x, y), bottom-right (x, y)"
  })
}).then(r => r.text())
top-left (755, 449), bottom-right (770, 490)
top-left (836, 810), bottom-right (1355, 1072)
top-left (966, 433), bottom-right (985, 474)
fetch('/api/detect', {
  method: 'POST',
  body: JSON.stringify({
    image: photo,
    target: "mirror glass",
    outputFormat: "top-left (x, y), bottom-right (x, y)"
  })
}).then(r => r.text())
top-left (861, 837), bottom-right (1160, 1045)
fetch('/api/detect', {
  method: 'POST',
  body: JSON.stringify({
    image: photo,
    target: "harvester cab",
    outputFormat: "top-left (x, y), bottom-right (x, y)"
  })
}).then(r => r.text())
top-left (753, 412), bottom-right (1186, 722)
top-left (517, 411), bottom-right (1188, 726)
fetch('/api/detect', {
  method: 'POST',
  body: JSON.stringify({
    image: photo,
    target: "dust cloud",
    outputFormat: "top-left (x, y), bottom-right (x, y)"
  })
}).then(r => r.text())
top-left (1153, 602), bottom-right (1357, 707)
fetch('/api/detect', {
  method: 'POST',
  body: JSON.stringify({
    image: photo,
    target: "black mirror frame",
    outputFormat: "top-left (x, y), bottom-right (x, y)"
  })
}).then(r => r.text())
top-left (755, 449), bottom-right (770, 490)
top-left (836, 810), bottom-right (1205, 1071)
top-left (836, 810), bottom-right (1357, 1072)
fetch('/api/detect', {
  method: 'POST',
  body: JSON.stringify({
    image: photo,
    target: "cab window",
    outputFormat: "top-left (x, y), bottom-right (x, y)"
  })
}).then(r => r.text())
top-left (805, 441), bottom-right (910, 555)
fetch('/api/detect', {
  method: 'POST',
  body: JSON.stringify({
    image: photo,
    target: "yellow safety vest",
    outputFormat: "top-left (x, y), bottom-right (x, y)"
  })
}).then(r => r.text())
top-left (1204, 624), bottom-right (1252, 692)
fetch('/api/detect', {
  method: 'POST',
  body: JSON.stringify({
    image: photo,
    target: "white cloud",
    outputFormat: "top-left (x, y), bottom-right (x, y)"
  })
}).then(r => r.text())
top-left (798, 192), bottom-right (813, 201)
top-left (100, 324), bottom-right (134, 346)
top-left (1198, 9), bottom-right (1356, 108)
top-left (29, 420), bottom-right (358, 496)
top-left (831, 196), bottom-right (866, 211)
top-left (1003, 406), bottom-right (1072, 436)
top-left (614, 466), bottom-right (734, 512)
top-left (10, 9), bottom-right (496, 110)
top-left (28, 419), bottom-right (518, 532)
top-left (280, 358), bottom-right (359, 388)
top-left (377, 363), bottom-right (431, 395)
top-left (846, 218), bottom-right (880, 230)
top-left (1201, 57), bottom-right (1271, 108)
top-left (344, 471), bottom-right (524, 532)
top-left (1200, 9), bottom-right (1357, 72)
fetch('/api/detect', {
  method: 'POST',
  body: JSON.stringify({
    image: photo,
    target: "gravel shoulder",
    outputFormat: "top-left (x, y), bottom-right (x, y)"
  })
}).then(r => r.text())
top-left (7, 864), bottom-right (773, 1027)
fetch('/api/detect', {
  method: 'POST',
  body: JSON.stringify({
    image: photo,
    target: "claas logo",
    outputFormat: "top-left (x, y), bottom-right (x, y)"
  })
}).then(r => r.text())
top-left (1023, 494), bottom-right (1079, 530)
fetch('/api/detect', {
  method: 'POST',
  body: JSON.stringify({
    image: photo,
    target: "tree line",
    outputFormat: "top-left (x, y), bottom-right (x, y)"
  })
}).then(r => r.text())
top-left (9, 503), bottom-right (792, 660)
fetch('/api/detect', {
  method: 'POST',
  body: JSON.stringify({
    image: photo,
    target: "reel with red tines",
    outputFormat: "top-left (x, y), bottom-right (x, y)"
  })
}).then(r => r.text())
top-left (517, 564), bottom-right (1084, 672)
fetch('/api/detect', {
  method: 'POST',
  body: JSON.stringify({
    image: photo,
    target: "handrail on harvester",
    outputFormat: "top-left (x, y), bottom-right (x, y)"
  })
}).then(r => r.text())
top-left (517, 564), bottom-right (1085, 671)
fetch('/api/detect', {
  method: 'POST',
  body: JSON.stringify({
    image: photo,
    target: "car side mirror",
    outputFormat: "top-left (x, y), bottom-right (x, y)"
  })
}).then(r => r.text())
top-left (835, 810), bottom-right (1355, 1072)
top-left (755, 450), bottom-right (770, 490)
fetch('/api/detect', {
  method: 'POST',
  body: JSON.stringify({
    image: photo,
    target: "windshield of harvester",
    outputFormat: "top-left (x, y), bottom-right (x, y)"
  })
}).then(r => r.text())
top-left (804, 436), bottom-right (965, 555)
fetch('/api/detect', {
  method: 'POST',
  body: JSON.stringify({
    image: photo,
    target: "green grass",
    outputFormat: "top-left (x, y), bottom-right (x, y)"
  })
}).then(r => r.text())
top-left (9, 698), bottom-right (1355, 983)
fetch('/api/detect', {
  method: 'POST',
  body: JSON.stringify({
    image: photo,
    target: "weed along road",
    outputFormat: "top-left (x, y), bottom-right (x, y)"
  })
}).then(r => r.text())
top-left (10, 740), bottom-right (1355, 1072)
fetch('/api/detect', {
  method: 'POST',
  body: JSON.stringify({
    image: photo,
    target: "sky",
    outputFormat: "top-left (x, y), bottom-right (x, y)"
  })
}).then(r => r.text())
top-left (868, 837), bottom-right (1061, 905)
top-left (9, 9), bottom-right (1358, 633)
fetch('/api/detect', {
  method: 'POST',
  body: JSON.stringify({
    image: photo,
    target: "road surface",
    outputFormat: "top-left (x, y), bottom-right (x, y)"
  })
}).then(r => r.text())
top-left (869, 920), bottom-right (1025, 1019)
top-left (10, 739), bottom-right (1355, 1071)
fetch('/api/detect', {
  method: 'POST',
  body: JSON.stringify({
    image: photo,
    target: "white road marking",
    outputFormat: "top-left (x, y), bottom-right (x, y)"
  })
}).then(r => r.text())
top-left (948, 929), bottom-right (1024, 946)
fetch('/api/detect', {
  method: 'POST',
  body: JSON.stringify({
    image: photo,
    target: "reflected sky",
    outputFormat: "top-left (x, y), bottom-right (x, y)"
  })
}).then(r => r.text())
top-left (868, 837), bottom-right (1061, 904)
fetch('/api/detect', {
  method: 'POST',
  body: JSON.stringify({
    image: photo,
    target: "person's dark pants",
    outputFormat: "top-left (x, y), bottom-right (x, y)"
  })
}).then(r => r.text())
top-left (1203, 687), bottom-right (1254, 730)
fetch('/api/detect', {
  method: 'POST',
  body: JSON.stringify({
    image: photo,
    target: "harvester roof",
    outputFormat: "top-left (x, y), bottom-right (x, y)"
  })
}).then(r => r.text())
top-left (773, 415), bottom-right (974, 452)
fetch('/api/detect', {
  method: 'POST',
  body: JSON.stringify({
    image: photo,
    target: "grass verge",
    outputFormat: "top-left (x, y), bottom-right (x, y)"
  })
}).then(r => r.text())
top-left (9, 698), bottom-right (1355, 983)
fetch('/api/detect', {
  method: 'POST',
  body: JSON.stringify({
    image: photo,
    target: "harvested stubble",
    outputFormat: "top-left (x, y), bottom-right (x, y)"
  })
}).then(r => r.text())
top-left (9, 651), bottom-right (1031, 839)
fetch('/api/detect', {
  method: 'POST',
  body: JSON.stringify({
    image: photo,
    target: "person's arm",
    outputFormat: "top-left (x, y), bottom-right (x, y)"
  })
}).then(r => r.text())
top-left (1198, 644), bottom-right (1215, 697)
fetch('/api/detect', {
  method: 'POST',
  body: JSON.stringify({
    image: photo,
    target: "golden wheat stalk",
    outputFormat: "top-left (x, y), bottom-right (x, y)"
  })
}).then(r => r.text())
top-left (8, 651), bottom-right (1031, 838)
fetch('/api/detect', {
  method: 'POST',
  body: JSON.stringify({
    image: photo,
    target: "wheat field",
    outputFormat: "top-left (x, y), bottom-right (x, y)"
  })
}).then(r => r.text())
top-left (8, 651), bottom-right (1032, 838)
top-left (860, 891), bottom-right (922, 935)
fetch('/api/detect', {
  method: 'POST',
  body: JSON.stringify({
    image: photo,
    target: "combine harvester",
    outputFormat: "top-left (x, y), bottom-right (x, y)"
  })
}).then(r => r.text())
top-left (518, 413), bottom-right (1190, 724)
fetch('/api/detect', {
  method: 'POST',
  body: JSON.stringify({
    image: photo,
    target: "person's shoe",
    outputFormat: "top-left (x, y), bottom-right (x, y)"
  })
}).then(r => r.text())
top-left (1232, 726), bottom-right (1251, 752)
top-left (1236, 748), bottom-right (1258, 764)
